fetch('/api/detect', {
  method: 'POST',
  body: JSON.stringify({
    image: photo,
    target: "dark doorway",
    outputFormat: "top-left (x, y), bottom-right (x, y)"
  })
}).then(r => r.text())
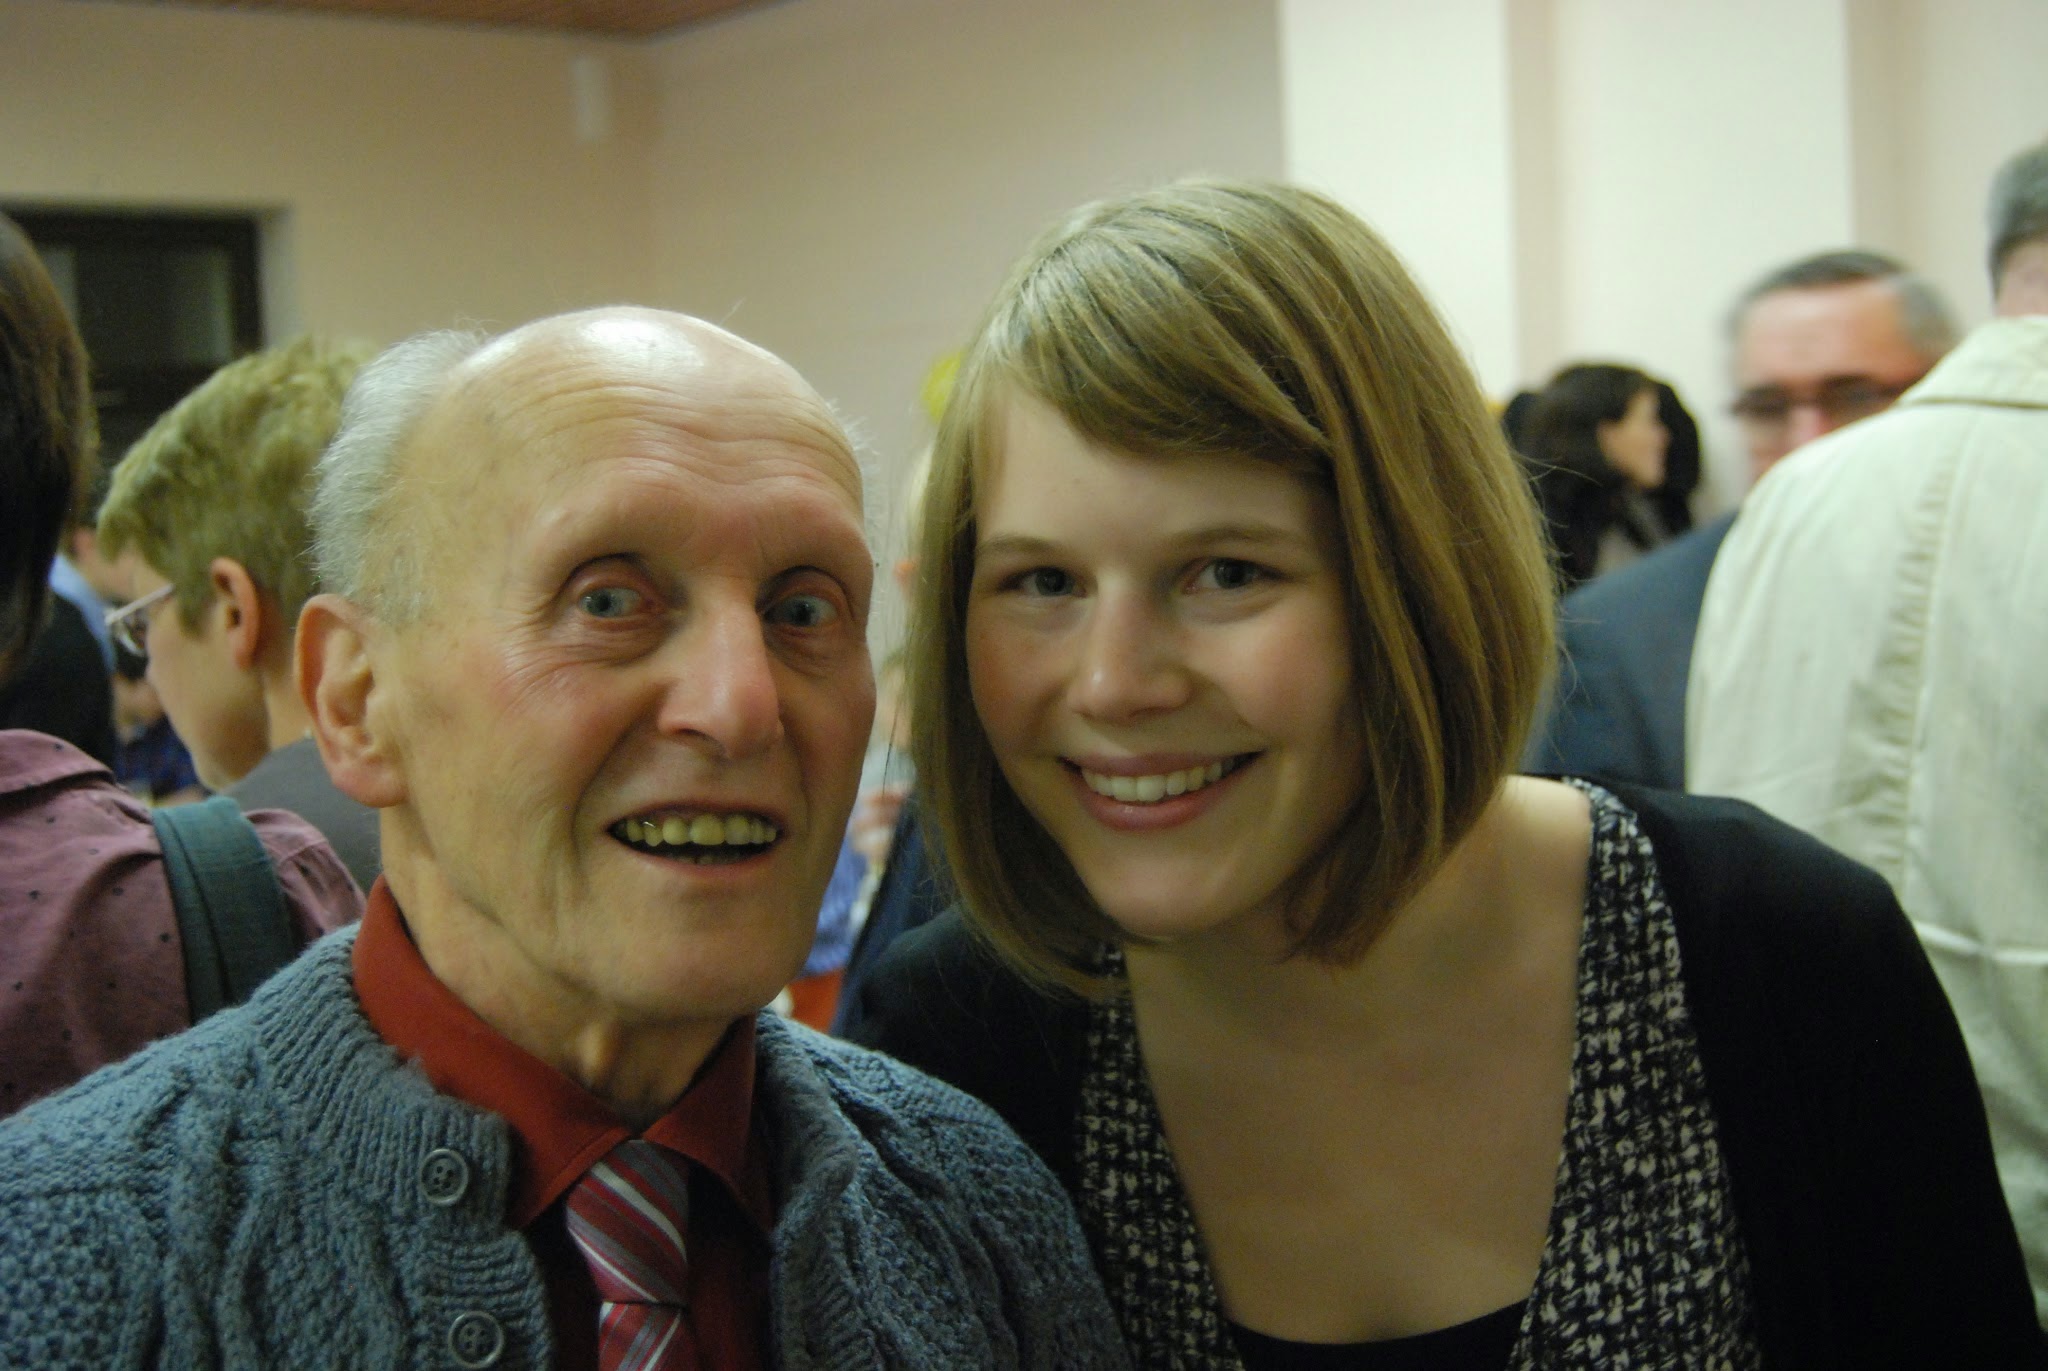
top-left (3, 208), bottom-right (265, 461)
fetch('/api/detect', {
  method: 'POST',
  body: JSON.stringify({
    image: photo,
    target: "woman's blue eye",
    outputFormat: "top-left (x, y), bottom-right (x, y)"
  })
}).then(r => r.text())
top-left (579, 586), bottom-right (644, 619)
top-left (1020, 568), bottom-right (1075, 597)
top-left (767, 593), bottom-right (837, 629)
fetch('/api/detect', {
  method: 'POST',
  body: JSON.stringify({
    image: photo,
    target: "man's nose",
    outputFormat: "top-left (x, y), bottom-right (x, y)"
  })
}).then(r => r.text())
top-left (1067, 595), bottom-right (1191, 722)
top-left (1788, 399), bottom-right (1836, 449)
top-left (654, 603), bottom-right (785, 759)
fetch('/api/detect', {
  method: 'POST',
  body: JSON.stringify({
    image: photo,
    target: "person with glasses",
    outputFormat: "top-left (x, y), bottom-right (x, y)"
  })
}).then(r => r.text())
top-left (94, 337), bottom-right (384, 889)
top-left (1692, 134), bottom-right (2048, 1326)
top-left (1724, 250), bottom-right (1954, 483)
top-left (1524, 250), bottom-right (1957, 789)
top-left (0, 212), bottom-right (361, 1120)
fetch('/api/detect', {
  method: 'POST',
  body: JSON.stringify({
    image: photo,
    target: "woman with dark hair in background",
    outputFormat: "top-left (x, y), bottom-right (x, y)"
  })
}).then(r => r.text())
top-left (847, 181), bottom-right (2040, 1368)
top-left (1521, 362), bottom-right (1681, 591)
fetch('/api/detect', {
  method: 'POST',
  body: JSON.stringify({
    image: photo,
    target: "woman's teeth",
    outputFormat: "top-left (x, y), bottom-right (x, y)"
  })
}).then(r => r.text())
top-left (1081, 758), bottom-right (1237, 804)
top-left (617, 812), bottom-right (780, 850)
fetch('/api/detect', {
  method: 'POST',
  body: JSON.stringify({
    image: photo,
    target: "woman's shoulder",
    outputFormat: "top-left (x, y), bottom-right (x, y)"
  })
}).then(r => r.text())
top-left (1586, 787), bottom-right (2041, 1362)
top-left (1598, 782), bottom-right (1905, 957)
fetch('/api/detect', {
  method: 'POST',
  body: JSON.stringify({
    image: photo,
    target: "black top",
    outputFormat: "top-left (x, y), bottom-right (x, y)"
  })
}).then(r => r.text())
top-left (1230, 1304), bottom-right (1522, 1371)
top-left (847, 783), bottom-right (2045, 1369)
top-left (0, 596), bottom-right (115, 768)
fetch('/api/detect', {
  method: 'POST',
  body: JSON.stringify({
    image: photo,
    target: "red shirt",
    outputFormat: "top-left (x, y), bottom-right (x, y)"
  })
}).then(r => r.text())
top-left (352, 882), bottom-right (773, 1370)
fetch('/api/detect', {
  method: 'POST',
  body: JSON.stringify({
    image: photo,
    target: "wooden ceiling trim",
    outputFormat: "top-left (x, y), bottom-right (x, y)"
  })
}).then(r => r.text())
top-left (77, 0), bottom-right (775, 38)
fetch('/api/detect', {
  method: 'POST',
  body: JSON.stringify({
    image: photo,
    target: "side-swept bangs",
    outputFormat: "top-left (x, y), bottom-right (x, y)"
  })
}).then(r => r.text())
top-left (908, 181), bottom-right (1554, 993)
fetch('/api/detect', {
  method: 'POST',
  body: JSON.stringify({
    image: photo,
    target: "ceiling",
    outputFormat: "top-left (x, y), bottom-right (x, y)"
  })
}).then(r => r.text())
top-left (82, 0), bottom-right (779, 38)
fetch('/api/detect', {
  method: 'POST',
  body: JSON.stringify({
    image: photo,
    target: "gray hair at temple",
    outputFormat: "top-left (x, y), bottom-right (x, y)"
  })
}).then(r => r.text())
top-left (1726, 249), bottom-right (1958, 363)
top-left (309, 327), bottom-right (487, 624)
top-left (1987, 136), bottom-right (2048, 291)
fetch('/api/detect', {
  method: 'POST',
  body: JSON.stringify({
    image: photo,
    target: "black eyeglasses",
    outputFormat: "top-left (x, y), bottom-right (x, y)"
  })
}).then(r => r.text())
top-left (1729, 376), bottom-right (1922, 433)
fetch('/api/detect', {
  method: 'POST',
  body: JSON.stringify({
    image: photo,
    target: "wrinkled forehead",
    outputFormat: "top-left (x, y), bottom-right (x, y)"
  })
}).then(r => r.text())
top-left (413, 310), bottom-right (864, 511)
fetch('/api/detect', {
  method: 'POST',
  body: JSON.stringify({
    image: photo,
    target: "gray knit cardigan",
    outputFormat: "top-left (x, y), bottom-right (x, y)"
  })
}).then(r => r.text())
top-left (0, 929), bottom-right (1132, 1370)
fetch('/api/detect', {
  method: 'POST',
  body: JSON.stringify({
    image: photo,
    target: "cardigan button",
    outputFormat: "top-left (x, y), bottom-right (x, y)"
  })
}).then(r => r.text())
top-left (447, 1310), bottom-right (505, 1368)
top-left (419, 1147), bottom-right (471, 1207)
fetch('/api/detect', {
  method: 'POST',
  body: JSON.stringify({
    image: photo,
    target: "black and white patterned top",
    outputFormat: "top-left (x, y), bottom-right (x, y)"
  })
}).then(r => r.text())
top-left (1075, 781), bottom-right (1766, 1370)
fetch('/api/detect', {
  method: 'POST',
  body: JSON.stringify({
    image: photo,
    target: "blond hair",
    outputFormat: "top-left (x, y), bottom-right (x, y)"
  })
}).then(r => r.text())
top-left (100, 336), bottom-right (371, 630)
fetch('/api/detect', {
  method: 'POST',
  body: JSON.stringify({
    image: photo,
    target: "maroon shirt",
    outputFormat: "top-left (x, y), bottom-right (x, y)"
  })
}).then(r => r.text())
top-left (352, 881), bottom-right (774, 1371)
top-left (0, 730), bottom-right (361, 1116)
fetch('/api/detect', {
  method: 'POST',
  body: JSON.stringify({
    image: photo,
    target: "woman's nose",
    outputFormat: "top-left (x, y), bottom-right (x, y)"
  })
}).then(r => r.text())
top-left (1066, 595), bottom-right (1192, 722)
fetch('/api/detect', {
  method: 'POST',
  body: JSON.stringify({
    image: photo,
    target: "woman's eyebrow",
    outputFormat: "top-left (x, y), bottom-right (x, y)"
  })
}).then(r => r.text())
top-left (973, 532), bottom-right (1064, 560)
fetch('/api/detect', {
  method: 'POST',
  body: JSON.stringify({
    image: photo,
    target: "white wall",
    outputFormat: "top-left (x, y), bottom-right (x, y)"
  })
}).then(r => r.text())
top-left (0, 0), bottom-right (659, 346)
top-left (1546, 0), bottom-right (1864, 512)
top-left (4, 0), bottom-right (2043, 529)
top-left (648, 0), bottom-right (1286, 647)
top-left (1277, 0), bottom-right (2048, 514)
top-left (1872, 0), bottom-right (2048, 322)
top-left (1280, 0), bottom-right (1523, 393)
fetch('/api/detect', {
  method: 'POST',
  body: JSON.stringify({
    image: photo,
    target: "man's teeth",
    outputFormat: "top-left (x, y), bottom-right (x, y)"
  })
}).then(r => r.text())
top-left (619, 813), bottom-right (780, 848)
top-left (1082, 759), bottom-right (1233, 804)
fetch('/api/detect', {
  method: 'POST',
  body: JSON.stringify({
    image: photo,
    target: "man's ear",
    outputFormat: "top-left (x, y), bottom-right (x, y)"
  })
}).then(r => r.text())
top-left (208, 557), bottom-right (270, 672)
top-left (297, 593), bottom-right (406, 808)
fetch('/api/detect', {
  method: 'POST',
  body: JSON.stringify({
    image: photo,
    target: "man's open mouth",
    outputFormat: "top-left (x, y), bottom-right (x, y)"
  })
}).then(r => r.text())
top-left (609, 811), bottom-right (781, 865)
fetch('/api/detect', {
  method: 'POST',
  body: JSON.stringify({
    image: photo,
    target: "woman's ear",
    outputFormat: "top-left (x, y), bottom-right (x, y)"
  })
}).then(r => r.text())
top-left (297, 593), bottom-right (406, 808)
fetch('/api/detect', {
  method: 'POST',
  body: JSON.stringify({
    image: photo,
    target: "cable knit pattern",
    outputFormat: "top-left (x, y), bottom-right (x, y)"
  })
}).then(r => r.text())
top-left (0, 928), bottom-right (1131, 1370)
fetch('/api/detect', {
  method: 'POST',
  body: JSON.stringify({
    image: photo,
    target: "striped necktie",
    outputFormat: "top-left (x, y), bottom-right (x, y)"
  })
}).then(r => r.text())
top-left (566, 1139), bottom-right (699, 1371)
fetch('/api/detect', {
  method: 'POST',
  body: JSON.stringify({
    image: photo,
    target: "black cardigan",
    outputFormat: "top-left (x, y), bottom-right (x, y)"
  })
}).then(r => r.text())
top-left (847, 784), bottom-right (2043, 1368)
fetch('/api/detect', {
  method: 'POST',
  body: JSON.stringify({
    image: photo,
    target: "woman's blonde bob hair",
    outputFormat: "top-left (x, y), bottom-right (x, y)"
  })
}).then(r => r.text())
top-left (908, 180), bottom-right (1555, 992)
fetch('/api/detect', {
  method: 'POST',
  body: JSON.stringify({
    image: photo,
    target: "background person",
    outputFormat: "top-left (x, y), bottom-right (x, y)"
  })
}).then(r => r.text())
top-left (96, 336), bottom-right (381, 886)
top-left (0, 211), bottom-right (358, 1119)
top-left (847, 180), bottom-right (2038, 1368)
top-left (1518, 361), bottom-right (1677, 591)
top-left (1688, 134), bottom-right (2048, 1324)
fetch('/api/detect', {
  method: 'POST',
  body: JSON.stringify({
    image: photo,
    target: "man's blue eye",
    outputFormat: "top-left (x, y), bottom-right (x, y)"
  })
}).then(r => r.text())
top-left (767, 593), bottom-right (837, 628)
top-left (580, 586), bottom-right (643, 618)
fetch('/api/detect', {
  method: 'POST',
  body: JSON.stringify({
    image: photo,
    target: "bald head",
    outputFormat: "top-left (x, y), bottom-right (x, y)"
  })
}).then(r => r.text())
top-left (312, 308), bottom-right (862, 623)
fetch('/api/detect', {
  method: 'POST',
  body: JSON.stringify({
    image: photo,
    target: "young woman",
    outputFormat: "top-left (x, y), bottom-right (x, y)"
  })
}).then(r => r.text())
top-left (846, 182), bottom-right (2040, 1368)
top-left (1517, 362), bottom-right (1679, 591)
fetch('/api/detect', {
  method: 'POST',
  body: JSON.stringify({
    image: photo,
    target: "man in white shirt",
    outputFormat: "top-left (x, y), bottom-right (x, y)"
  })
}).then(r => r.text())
top-left (1689, 136), bottom-right (2048, 1322)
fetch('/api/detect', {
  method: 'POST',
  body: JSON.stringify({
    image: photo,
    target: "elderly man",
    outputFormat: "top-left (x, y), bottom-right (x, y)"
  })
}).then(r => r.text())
top-left (0, 308), bottom-right (1129, 1370)
top-left (1689, 137), bottom-right (2048, 1322)
top-left (1524, 250), bottom-right (1956, 788)
top-left (96, 336), bottom-right (382, 887)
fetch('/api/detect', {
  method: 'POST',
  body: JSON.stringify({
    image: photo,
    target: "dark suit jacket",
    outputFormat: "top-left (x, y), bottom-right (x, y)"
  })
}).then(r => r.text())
top-left (1523, 512), bottom-right (1736, 789)
top-left (829, 798), bottom-right (948, 1037)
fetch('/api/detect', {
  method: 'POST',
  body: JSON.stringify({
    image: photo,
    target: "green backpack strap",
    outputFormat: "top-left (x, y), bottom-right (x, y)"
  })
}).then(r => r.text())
top-left (151, 795), bottom-right (295, 1022)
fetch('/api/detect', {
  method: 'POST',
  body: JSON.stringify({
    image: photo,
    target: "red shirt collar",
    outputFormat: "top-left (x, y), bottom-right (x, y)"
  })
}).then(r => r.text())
top-left (351, 879), bottom-right (772, 1232)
